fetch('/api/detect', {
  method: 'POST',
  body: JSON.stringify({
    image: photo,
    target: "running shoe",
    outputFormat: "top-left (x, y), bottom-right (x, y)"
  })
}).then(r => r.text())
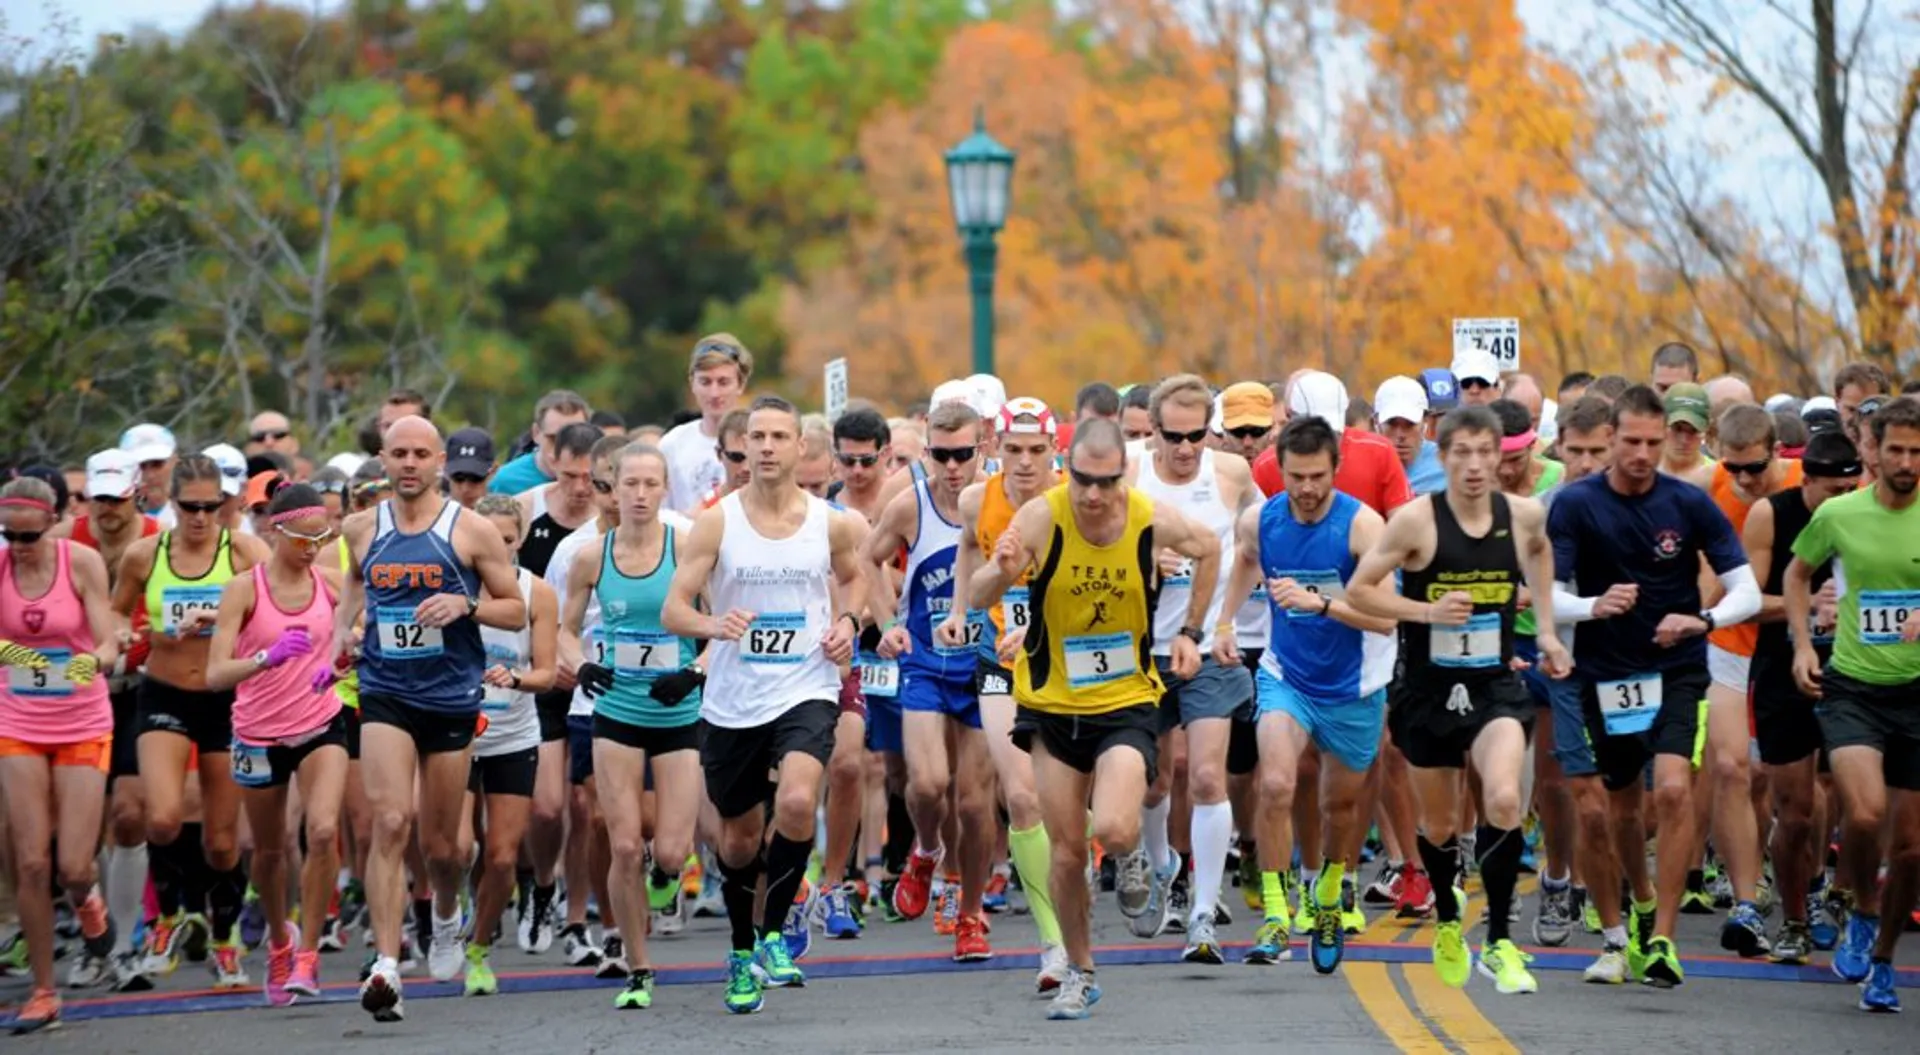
top-left (1395, 868), bottom-right (1435, 920)
top-left (1183, 913), bottom-right (1224, 965)
top-left (1641, 936), bottom-right (1684, 988)
top-left (427, 912), bottom-right (464, 982)
top-left (1164, 881), bottom-right (1191, 934)
top-left (1860, 960), bottom-right (1900, 1013)
top-left (464, 944), bottom-right (498, 996)
top-left (240, 894), bottom-right (268, 951)
top-left (785, 882), bottom-right (817, 959)
top-left (66, 949), bottom-right (111, 989)
top-left (1293, 893), bottom-right (1319, 936)
top-left (9, 987), bottom-right (60, 1035)
top-left (1533, 882), bottom-right (1574, 947)
top-left (1340, 877), bottom-right (1365, 934)
top-left (893, 849), bottom-right (939, 921)
top-left (724, 949), bottom-right (763, 1014)
top-left (211, 936), bottom-right (251, 989)
top-left (1582, 895), bottom-right (1603, 935)
top-left (616, 968), bottom-right (654, 1010)
top-left (821, 883), bottom-right (862, 940)
top-left (286, 949), bottom-right (321, 999)
top-left (1583, 943), bottom-right (1629, 984)
top-left (1310, 898), bottom-right (1344, 975)
top-left (657, 886), bottom-right (689, 937)
top-left (1433, 890), bottom-right (1470, 988)
top-left (1708, 868), bottom-right (1734, 910)
top-left (1808, 893), bottom-right (1841, 951)
top-left (111, 951), bottom-right (153, 992)
top-left (1833, 911), bottom-right (1877, 983)
top-left (1754, 870), bottom-right (1776, 917)
top-left (692, 872), bottom-right (728, 920)
top-left (982, 872), bottom-right (1010, 914)
top-left (1626, 902), bottom-right (1656, 980)
top-left (954, 914), bottom-right (992, 962)
top-left (1679, 878), bottom-right (1715, 915)
top-left (1363, 863), bottom-right (1403, 907)
top-left (932, 885), bottom-right (959, 937)
top-left (646, 870), bottom-right (680, 914)
top-left (1478, 938), bottom-right (1537, 994)
top-left (1213, 900), bottom-right (1234, 928)
top-left (0, 930), bottom-right (28, 976)
top-left (1035, 943), bottom-right (1070, 995)
top-left (1769, 919), bottom-right (1812, 965)
top-left (1720, 902), bottom-right (1771, 958)
top-left (264, 925), bottom-right (297, 1007)
top-left (141, 910), bottom-right (186, 976)
top-left (1245, 918), bottom-right (1290, 965)
top-left (561, 922), bottom-right (603, 968)
top-left (1131, 857), bottom-right (1177, 939)
top-left (317, 913), bottom-right (348, 953)
top-left (754, 931), bottom-right (805, 988)
top-left (360, 959), bottom-right (404, 1022)
top-left (1238, 850), bottom-right (1262, 912)
top-left (1046, 967), bottom-right (1101, 1021)
top-left (878, 878), bottom-right (906, 923)
top-left (1115, 848), bottom-right (1153, 919)
top-left (597, 933), bottom-right (630, 980)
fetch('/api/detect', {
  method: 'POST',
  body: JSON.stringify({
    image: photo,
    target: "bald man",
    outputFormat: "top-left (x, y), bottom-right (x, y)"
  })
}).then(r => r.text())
top-left (1505, 374), bottom-right (1545, 430)
top-left (1704, 376), bottom-right (1757, 455)
top-left (247, 410), bottom-right (299, 457)
top-left (332, 415), bottom-right (527, 1022)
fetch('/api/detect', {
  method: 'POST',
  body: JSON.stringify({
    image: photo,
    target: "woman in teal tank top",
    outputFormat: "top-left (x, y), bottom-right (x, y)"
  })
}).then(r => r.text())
top-left (559, 444), bottom-right (704, 1009)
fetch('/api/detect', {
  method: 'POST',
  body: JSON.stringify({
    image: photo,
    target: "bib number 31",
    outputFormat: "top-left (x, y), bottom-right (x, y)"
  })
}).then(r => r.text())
top-left (1597, 673), bottom-right (1662, 737)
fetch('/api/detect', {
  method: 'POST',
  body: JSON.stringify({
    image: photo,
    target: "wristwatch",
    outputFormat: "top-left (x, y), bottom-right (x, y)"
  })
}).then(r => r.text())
top-left (1320, 594), bottom-right (1334, 616)
top-left (252, 649), bottom-right (270, 669)
top-left (840, 613), bottom-right (861, 634)
top-left (1178, 626), bottom-right (1204, 646)
top-left (509, 671), bottom-right (522, 690)
top-left (466, 595), bottom-right (480, 617)
top-left (1699, 610), bottom-right (1717, 632)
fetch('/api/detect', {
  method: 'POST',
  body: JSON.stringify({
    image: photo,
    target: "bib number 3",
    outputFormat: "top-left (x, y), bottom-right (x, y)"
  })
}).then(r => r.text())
top-left (1064, 633), bottom-right (1137, 688)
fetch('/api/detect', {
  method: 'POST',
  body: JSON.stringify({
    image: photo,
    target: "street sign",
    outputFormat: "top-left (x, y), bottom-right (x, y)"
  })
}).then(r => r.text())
top-left (824, 357), bottom-right (849, 422)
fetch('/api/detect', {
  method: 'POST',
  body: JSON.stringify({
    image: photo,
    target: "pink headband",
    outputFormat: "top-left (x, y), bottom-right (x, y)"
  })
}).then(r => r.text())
top-left (0, 496), bottom-right (53, 513)
top-left (270, 506), bottom-right (329, 525)
top-left (1500, 430), bottom-right (1537, 454)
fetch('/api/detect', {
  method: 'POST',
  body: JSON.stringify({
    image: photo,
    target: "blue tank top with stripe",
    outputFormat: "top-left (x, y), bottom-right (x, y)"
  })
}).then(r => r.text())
top-left (359, 499), bottom-right (485, 712)
top-left (897, 481), bottom-right (973, 683)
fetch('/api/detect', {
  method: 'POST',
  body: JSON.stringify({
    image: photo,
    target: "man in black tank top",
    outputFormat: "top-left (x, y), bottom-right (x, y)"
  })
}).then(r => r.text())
top-left (515, 423), bottom-right (603, 579)
top-left (1741, 430), bottom-right (1861, 962)
top-left (1347, 406), bottom-right (1569, 996)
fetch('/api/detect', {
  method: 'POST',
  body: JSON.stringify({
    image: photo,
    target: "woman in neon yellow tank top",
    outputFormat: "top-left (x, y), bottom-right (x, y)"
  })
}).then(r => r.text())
top-left (110, 454), bottom-right (270, 986)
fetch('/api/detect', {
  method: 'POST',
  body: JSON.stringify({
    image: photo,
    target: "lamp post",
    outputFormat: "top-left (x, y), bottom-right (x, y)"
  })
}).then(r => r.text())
top-left (944, 107), bottom-right (1015, 377)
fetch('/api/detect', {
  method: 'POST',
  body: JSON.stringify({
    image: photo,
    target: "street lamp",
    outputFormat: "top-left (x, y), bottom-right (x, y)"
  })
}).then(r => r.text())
top-left (944, 107), bottom-right (1015, 377)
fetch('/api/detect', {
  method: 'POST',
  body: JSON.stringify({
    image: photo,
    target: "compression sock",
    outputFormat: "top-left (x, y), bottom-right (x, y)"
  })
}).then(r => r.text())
top-left (760, 834), bottom-right (814, 936)
top-left (1008, 823), bottom-right (1061, 946)
top-left (1418, 834), bottom-right (1463, 924)
top-left (1477, 825), bottom-right (1524, 944)
top-left (1190, 802), bottom-right (1232, 921)
top-left (719, 855), bottom-right (764, 953)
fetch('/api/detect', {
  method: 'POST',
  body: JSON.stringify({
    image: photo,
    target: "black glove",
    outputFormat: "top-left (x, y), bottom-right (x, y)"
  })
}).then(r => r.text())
top-left (648, 667), bottom-right (707, 706)
top-left (577, 662), bottom-right (615, 700)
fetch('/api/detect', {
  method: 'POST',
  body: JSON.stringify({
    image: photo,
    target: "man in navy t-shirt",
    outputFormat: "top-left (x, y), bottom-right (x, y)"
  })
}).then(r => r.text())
top-left (1545, 384), bottom-right (1760, 990)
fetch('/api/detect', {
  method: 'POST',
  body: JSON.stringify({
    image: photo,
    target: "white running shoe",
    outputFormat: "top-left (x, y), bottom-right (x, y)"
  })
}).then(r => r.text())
top-left (427, 914), bottom-right (465, 982)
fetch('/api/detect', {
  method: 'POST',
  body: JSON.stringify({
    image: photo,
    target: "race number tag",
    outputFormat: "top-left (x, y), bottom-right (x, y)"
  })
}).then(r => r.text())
top-left (7, 647), bottom-right (73, 697)
top-left (1064, 633), bottom-right (1137, 688)
top-left (161, 585), bottom-right (224, 637)
top-left (1163, 558), bottom-right (1194, 589)
top-left (613, 628), bottom-right (680, 678)
top-left (1857, 590), bottom-right (1920, 646)
top-left (230, 741), bottom-right (273, 788)
top-left (857, 652), bottom-right (899, 699)
top-left (1452, 317), bottom-right (1521, 373)
top-left (743, 611), bottom-right (809, 665)
top-left (376, 606), bottom-right (443, 659)
top-left (482, 641), bottom-right (519, 713)
top-left (1278, 570), bottom-right (1344, 620)
top-left (1597, 673), bottom-right (1662, 737)
top-left (1430, 613), bottom-right (1501, 669)
top-left (1003, 587), bottom-right (1031, 636)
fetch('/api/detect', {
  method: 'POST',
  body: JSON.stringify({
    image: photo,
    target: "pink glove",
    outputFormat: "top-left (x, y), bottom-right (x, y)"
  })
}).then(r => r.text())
top-left (264, 627), bottom-right (313, 669)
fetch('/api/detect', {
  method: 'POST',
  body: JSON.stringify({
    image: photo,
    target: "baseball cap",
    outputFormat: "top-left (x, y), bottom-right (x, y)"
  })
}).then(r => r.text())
top-left (1663, 382), bottom-right (1709, 431)
top-left (930, 379), bottom-right (975, 413)
top-left (966, 374), bottom-right (1007, 421)
top-left (1419, 368), bottom-right (1459, 412)
top-left (1450, 349), bottom-right (1501, 386)
top-left (1219, 381), bottom-right (1275, 431)
top-left (1373, 376), bottom-right (1428, 425)
top-left (120, 423), bottom-right (177, 464)
top-left (202, 444), bottom-right (248, 497)
top-left (1287, 371), bottom-right (1350, 427)
top-left (325, 452), bottom-right (367, 476)
top-left (447, 427), bottom-right (496, 478)
top-left (85, 449), bottom-right (139, 500)
top-left (245, 471), bottom-right (284, 509)
top-left (998, 397), bottom-right (1058, 436)
top-left (1763, 393), bottom-right (1798, 413)
top-left (1801, 430), bottom-right (1862, 478)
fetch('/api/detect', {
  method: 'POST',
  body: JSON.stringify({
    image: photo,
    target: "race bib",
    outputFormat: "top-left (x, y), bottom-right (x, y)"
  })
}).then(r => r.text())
top-left (482, 642), bottom-right (519, 713)
top-left (743, 611), bottom-right (810, 666)
top-left (587, 627), bottom-right (609, 666)
top-left (1003, 588), bottom-right (1031, 635)
top-left (161, 585), bottom-right (224, 637)
top-left (1597, 673), bottom-right (1662, 737)
top-left (8, 647), bottom-right (73, 697)
top-left (1279, 570), bottom-right (1345, 620)
top-left (230, 741), bottom-right (273, 788)
top-left (613, 628), bottom-right (680, 678)
top-left (1810, 612), bottom-right (1835, 648)
top-left (967, 609), bottom-right (991, 651)
top-left (376, 606), bottom-right (444, 659)
top-left (857, 652), bottom-right (899, 698)
top-left (1064, 633), bottom-right (1137, 688)
top-left (1163, 558), bottom-right (1194, 589)
top-left (1430, 613), bottom-right (1501, 669)
top-left (1857, 590), bottom-right (1920, 646)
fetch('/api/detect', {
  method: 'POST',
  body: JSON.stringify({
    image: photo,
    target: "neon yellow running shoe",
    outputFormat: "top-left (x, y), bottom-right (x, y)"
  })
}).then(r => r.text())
top-left (463, 944), bottom-right (497, 996)
top-left (615, 968), bottom-right (654, 1009)
top-left (1477, 939), bottom-right (1538, 994)
top-left (1433, 920), bottom-right (1471, 988)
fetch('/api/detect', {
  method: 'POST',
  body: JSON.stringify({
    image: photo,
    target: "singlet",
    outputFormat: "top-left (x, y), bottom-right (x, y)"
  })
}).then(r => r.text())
top-left (334, 538), bottom-right (359, 710)
top-left (1704, 460), bottom-right (1802, 658)
top-left (144, 530), bottom-right (236, 639)
top-left (0, 541), bottom-right (111, 742)
top-left (475, 567), bottom-right (541, 756)
top-left (359, 499), bottom-right (484, 713)
top-left (520, 487), bottom-right (582, 579)
top-left (897, 481), bottom-right (973, 683)
top-left (232, 564), bottom-right (341, 743)
top-left (1790, 486), bottom-right (1920, 687)
top-left (1752, 488), bottom-right (1834, 684)
top-left (1015, 485), bottom-right (1164, 715)
top-left (975, 473), bottom-right (1041, 663)
top-left (593, 525), bottom-right (701, 729)
top-left (1400, 493), bottom-right (1521, 684)
top-left (72, 514), bottom-right (160, 674)
top-left (701, 492), bottom-right (840, 729)
top-left (1135, 450), bottom-right (1236, 654)
top-left (1257, 492), bottom-right (1396, 701)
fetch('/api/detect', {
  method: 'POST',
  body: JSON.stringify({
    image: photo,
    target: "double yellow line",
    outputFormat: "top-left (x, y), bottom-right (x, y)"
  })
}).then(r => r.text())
top-left (1339, 880), bottom-right (1525, 1053)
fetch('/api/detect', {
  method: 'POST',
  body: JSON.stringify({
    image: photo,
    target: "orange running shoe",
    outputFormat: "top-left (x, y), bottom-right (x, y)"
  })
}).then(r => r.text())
top-left (933, 886), bottom-right (960, 936)
top-left (953, 914), bottom-right (992, 963)
top-left (10, 987), bottom-right (61, 1034)
top-left (892, 849), bottom-right (939, 921)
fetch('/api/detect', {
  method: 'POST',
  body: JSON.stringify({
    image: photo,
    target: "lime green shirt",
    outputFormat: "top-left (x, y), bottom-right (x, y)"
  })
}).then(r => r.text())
top-left (1791, 486), bottom-right (1920, 686)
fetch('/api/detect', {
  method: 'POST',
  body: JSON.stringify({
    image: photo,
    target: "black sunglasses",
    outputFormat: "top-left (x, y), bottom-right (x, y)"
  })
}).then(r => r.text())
top-left (449, 473), bottom-right (487, 486)
top-left (836, 452), bottom-right (880, 468)
top-left (176, 500), bottom-right (223, 514)
top-left (90, 494), bottom-right (133, 506)
top-left (928, 446), bottom-right (977, 465)
top-left (250, 429), bottom-right (290, 443)
top-left (1227, 425), bottom-right (1269, 441)
top-left (1723, 459), bottom-right (1772, 477)
top-left (1857, 397), bottom-right (1886, 419)
top-left (1, 529), bottom-right (45, 544)
top-left (1069, 468), bottom-right (1123, 489)
top-left (1160, 427), bottom-right (1208, 447)
top-left (591, 478), bottom-right (613, 494)
top-left (694, 340), bottom-right (743, 362)
top-left (718, 449), bottom-right (748, 464)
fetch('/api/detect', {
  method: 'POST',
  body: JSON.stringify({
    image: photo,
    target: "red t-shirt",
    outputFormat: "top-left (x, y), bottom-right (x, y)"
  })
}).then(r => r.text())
top-left (1251, 428), bottom-right (1414, 515)
top-left (69, 513), bottom-right (161, 674)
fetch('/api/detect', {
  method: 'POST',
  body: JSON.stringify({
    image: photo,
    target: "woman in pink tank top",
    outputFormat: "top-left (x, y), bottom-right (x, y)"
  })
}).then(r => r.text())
top-left (0, 477), bottom-right (121, 1031)
top-left (204, 484), bottom-right (347, 1006)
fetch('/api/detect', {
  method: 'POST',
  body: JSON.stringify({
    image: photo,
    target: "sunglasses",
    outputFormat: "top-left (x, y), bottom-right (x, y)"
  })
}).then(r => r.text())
top-left (694, 340), bottom-right (743, 363)
top-left (90, 494), bottom-right (133, 506)
top-left (449, 473), bottom-right (487, 486)
top-left (1857, 398), bottom-right (1886, 419)
top-left (276, 524), bottom-right (335, 549)
top-left (250, 429), bottom-right (290, 443)
top-left (928, 446), bottom-right (977, 465)
top-left (835, 452), bottom-right (880, 468)
top-left (311, 480), bottom-right (347, 495)
top-left (1723, 459), bottom-right (1772, 477)
top-left (1461, 378), bottom-right (1496, 390)
top-left (1, 529), bottom-right (45, 544)
top-left (718, 449), bottom-right (748, 464)
top-left (1159, 427), bottom-right (1209, 447)
top-left (1227, 425), bottom-right (1269, 441)
top-left (1069, 468), bottom-right (1123, 489)
top-left (177, 500), bottom-right (223, 515)
top-left (591, 478), bottom-right (613, 494)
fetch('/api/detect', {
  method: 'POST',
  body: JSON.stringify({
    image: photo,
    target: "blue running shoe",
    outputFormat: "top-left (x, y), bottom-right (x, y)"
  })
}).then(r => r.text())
top-left (821, 884), bottom-right (862, 940)
top-left (1310, 899), bottom-right (1344, 975)
top-left (1809, 893), bottom-right (1841, 951)
top-left (780, 901), bottom-right (812, 963)
top-left (1719, 902), bottom-right (1770, 958)
top-left (1860, 961), bottom-right (1900, 1013)
top-left (1833, 913), bottom-right (1877, 984)
top-left (724, 950), bottom-right (763, 1014)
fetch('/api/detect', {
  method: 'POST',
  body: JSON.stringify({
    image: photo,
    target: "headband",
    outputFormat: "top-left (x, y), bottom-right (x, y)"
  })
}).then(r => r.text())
top-left (1803, 457), bottom-right (1863, 480)
top-left (0, 496), bottom-right (53, 513)
top-left (270, 506), bottom-right (329, 525)
top-left (1499, 430), bottom-right (1537, 454)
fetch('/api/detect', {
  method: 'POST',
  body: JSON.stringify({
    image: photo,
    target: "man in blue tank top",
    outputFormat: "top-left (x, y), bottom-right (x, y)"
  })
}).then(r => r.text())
top-left (332, 416), bottom-right (527, 1024)
top-left (1216, 417), bottom-right (1398, 975)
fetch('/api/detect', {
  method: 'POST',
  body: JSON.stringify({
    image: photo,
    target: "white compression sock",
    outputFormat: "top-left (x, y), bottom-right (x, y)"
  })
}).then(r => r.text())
top-left (1141, 798), bottom-right (1172, 872)
top-left (106, 843), bottom-right (149, 954)
top-left (1190, 802), bottom-right (1233, 920)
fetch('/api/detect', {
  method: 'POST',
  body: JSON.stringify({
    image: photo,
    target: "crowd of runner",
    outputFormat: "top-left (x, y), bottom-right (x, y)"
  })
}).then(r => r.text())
top-left (1, 333), bottom-right (1917, 1031)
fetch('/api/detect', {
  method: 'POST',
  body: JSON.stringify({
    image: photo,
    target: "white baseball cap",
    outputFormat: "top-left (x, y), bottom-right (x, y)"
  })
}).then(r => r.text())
top-left (1538, 397), bottom-right (1560, 444)
top-left (966, 374), bottom-right (1007, 420)
top-left (1763, 393), bottom-right (1798, 412)
top-left (119, 423), bottom-right (177, 464)
top-left (84, 449), bottom-right (139, 500)
top-left (1372, 376), bottom-right (1428, 425)
top-left (1802, 395), bottom-right (1838, 416)
top-left (1450, 349), bottom-right (1502, 386)
top-left (201, 443), bottom-right (248, 497)
top-left (325, 452), bottom-right (367, 476)
top-left (1288, 370), bottom-right (1351, 427)
top-left (929, 379), bottom-right (974, 412)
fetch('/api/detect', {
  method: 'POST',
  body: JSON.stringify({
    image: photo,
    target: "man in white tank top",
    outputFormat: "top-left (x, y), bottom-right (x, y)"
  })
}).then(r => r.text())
top-left (1122, 374), bottom-right (1258, 962)
top-left (661, 396), bottom-right (867, 1014)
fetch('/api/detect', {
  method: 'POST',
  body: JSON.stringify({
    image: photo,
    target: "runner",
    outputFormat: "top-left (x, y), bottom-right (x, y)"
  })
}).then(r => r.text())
top-left (120, 423), bottom-right (179, 529)
top-left (1661, 382), bottom-right (1716, 488)
top-left (332, 415), bottom-right (527, 1022)
top-left (112, 454), bottom-right (271, 987)
top-left (972, 417), bottom-right (1222, 1020)
top-left (660, 395), bottom-right (867, 1015)
top-left (460, 496), bottom-right (556, 996)
top-left (1784, 395), bottom-right (1920, 1013)
top-left (0, 476), bottom-right (121, 1033)
top-left (488, 390), bottom-right (593, 496)
top-left (660, 335), bottom-right (752, 516)
top-left (446, 428), bottom-right (497, 509)
top-left (1547, 384), bottom-right (1760, 990)
top-left (568, 444), bottom-right (708, 1009)
top-left (202, 483), bottom-right (349, 1007)
top-left (1375, 377), bottom-right (1445, 495)
top-left (1216, 416), bottom-right (1397, 973)
top-left (1346, 405), bottom-right (1571, 996)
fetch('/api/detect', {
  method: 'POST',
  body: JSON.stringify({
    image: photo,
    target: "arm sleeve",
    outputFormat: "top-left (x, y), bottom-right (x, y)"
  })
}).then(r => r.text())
top-left (1705, 564), bottom-right (1762, 628)
top-left (1551, 583), bottom-right (1597, 623)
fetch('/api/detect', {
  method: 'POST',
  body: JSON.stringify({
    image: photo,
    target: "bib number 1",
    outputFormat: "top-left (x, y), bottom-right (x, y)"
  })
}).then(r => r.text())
top-left (1430, 612), bottom-right (1501, 669)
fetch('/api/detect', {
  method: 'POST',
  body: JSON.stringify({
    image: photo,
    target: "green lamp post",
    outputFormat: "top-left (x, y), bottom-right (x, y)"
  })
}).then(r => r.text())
top-left (944, 108), bottom-right (1016, 377)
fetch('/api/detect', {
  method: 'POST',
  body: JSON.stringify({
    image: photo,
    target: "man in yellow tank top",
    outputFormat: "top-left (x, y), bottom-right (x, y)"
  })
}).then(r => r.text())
top-left (972, 418), bottom-right (1221, 1020)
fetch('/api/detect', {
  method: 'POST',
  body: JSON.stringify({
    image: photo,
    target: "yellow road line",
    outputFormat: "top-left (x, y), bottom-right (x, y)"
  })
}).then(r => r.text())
top-left (1403, 963), bottom-right (1521, 1055)
top-left (1343, 963), bottom-right (1451, 1054)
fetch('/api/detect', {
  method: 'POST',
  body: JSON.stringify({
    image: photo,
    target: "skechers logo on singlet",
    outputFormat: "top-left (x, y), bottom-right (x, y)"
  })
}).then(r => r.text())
top-left (368, 562), bottom-right (446, 589)
top-left (1420, 570), bottom-right (1513, 605)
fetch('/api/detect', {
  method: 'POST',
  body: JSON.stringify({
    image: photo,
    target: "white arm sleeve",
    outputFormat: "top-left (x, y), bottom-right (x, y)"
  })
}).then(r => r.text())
top-left (1552, 583), bottom-right (1597, 623)
top-left (1706, 564), bottom-right (1762, 628)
